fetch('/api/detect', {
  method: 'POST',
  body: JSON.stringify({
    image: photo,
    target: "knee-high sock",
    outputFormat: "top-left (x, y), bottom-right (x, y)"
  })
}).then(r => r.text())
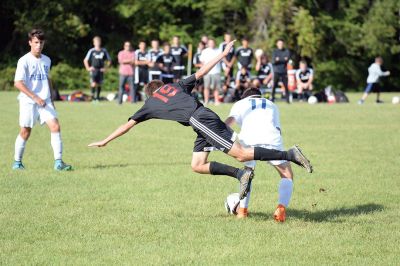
top-left (278, 178), bottom-right (293, 207)
top-left (51, 132), bottom-right (63, 160)
top-left (14, 135), bottom-right (26, 162)
top-left (254, 147), bottom-right (289, 161)
top-left (239, 183), bottom-right (251, 208)
top-left (209, 161), bottom-right (242, 179)
top-left (96, 86), bottom-right (102, 100)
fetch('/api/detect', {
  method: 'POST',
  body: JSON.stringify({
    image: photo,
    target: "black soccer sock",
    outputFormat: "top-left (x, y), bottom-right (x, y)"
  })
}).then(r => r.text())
top-left (91, 86), bottom-right (95, 98)
top-left (254, 147), bottom-right (290, 161)
top-left (209, 161), bottom-right (241, 179)
top-left (96, 86), bottom-right (102, 100)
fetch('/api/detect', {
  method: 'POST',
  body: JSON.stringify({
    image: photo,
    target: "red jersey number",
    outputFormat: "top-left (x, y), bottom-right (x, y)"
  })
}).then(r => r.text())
top-left (153, 85), bottom-right (178, 103)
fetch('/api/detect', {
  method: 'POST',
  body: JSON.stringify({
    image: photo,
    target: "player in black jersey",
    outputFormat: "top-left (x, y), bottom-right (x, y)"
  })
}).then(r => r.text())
top-left (219, 33), bottom-right (236, 89)
top-left (171, 36), bottom-right (187, 82)
top-left (295, 60), bottom-right (314, 100)
top-left (253, 54), bottom-right (273, 89)
top-left (234, 38), bottom-right (253, 70)
top-left (134, 41), bottom-right (150, 95)
top-left (88, 40), bottom-right (312, 201)
top-left (156, 43), bottom-right (176, 84)
top-left (148, 40), bottom-right (163, 81)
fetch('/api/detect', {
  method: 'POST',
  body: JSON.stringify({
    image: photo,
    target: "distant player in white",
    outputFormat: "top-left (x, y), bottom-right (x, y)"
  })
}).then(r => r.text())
top-left (12, 29), bottom-right (72, 171)
top-left (225, 88), bottom-right (294, 221)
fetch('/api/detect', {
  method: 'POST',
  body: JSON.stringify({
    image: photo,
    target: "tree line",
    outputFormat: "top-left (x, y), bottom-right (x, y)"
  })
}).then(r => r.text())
top-left (0, 0), bottom-right (399, 91)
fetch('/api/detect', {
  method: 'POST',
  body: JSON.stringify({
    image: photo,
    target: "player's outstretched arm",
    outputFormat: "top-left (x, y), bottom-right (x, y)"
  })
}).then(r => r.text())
top-left (88, 120), bottom-right (137, 147)
top-left (195, 40), bottom-right (236, 80)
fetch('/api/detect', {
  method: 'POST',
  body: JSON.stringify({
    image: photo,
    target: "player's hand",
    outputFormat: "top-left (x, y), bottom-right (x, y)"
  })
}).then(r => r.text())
top-left (88, 66), bottom-right (95, 72)
top-left (88, 141), bottom-right (107, 148)
top-left (223, 40), bottom-right (236, 56)
top-left (33, 95), bottom-right (46, 107)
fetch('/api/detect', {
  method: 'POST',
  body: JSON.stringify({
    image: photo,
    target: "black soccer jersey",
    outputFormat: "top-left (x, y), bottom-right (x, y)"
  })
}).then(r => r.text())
top-left (296, 68), bottom-right (314, 83)
top-left (219, 42), bottom-right (235, 62)
top-left (84, 48), bottom-right (111, 69)
top-left (129, 75), bottom-right (202, 125)
top-left (156, 53), bottom-right (175, 74)
top-left (236, 71), bottom-right (250, 84)
top-left (193, 51), bottom-right (202, 67)
top-left (235, 47), bottom-right (253, 68)
top-left (258, 63), bottom-right (273, 78)
top-left (135, 50), bottom-right (149, 69)
top-left (171, 46), bottom-right (187, 67)
top-left (148, 49), bottom-right (162, 70)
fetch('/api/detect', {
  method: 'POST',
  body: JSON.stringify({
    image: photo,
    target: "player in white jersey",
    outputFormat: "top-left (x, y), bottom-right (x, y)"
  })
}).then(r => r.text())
top-left (12, 29), bottom-right (72, 171)
top-left (225, 88), bottom-right (294, 222)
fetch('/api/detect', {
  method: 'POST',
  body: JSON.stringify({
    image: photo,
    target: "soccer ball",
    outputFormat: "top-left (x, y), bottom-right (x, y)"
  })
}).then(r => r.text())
top-left (255, 49), bottom-right (264, 58)
top-left (106, 93), bottom-right (116, 101)
top-left (308, 95), bottom-right (318, 104)
top-left (224, 193), bottom-right (240, 215)
top-left (392, 96), bottom-right (399, 105)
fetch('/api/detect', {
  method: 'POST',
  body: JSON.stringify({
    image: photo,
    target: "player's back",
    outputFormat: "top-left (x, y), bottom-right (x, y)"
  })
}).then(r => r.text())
top-left (230, 96), bottom-right (282, 146)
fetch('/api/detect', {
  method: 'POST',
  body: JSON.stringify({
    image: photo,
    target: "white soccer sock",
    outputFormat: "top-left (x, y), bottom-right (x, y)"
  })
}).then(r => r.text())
top-left (278, 178), bottom-right (293, 207)
top-left (239, 183), bottom-right (251, 208)
top-left (51, 132), bottom-right (63, 160)
top-left (14, 134), bottom-right (26, 162)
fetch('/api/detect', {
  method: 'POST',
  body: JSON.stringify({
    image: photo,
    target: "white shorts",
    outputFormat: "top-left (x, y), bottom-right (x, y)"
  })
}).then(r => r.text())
top-left (19, 100), bottom-right (58, 128)
top-left (240, 141), bottom-right (287, 168)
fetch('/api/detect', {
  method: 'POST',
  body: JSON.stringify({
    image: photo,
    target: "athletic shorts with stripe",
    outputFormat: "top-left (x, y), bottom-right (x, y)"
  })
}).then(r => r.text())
top-left (189, 107), bottom-right (236, 153)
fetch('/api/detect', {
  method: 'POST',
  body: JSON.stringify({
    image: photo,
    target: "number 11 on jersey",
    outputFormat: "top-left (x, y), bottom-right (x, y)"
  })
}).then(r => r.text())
top-left (251, 98), bottom-right (267, 110)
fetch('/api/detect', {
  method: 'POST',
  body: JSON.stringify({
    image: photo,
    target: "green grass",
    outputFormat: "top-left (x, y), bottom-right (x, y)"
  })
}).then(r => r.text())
top-left (0, 91), bottom-right (399, 265)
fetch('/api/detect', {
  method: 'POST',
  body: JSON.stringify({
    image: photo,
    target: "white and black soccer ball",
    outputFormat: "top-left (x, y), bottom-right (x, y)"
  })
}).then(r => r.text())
top-left (106, 93), bottom-right (116, 101)
top-left (308, 95), bottom-right (318, 104)
top-left (255, 49), bottom-right (264, 58)
top-left (392, 96), bottom-right (399, 105)
top-left (224, 193), bottom-right (240, 215)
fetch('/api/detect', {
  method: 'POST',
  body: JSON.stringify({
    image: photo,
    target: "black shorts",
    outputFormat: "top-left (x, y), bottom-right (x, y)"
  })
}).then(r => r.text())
top-left (90, 69), bottom-right (104, 84)
top-left (189, 107), bottom-right (236, 153)
top-left (136, 68), bottom-right (148, 84)
top-left (173, 68), bottom-right (184, 79)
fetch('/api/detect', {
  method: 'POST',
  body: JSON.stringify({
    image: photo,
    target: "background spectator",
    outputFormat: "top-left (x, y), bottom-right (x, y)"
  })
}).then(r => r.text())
top-left (253, 52), bottom-right (273, 89)
top-left (148, 39), bottom-right (163, 81)
top-left (220, 33), bottom-right (235, 92)
top-left (156, 43), bottom-right (175, 84)
top-left (235, 37), bottom-right (253, 70)
top-left (235, 66), bottom-right (251, 100)
top-left (193, 42), bottom-right (205, 69)
top-left (201, 35), bottom-right (209, 46)
top-left (272, 39), bottom-right (290, 103)
top-left (295, 60), bottom-right (314, 101)
top-left (117, 41), bottom-right (135, 104)
top-left (200, 39), bottom-right (222, 105)
top-left (134, 41), bottom-right (150, 98)
top-left (358, 56), bottom-right (390, 104)
top-left (83, 36), bottom-right (111, 101)
top-left (171, 36), bottom-right (187, 82)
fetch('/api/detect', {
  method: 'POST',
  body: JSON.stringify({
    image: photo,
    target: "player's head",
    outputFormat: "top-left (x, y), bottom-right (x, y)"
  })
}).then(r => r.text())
top-left (197, 41), bottom-right (205, 51)
top-left (276, 38), bottom-right (284, 49)
top-left (93, 36), bottom-right (101, 48)
top-left (224, 33), bottom-right (232, 42)
top-left (261, 54), bottom-right (268, 63)
top-left (28, 29), bottom-right (45, 55)
top-left (123, 41), bottom-right (131, 51)
top-left (201, 35), bottom-right (208, 46)
top-left (151, 39), bottom-right (159, 50)
top-left (163, 42), bottom-right (171, 53)
top-left (145, 80), bottom-right (164, 97)
top-left (240, 66), bottom-right (248, 74)
top-left (299, 60), bottom-right (307, 71)
top-left (375, 56), bottom-right (383, 65)
top-left (172, 36), bottom-right (180, 46)
top-left (241, 37), bottom-right (249, 48)
top-left (139, 40), bottom-right (146, 51)
top-left (241, 88), bottom-right (261, 99)
top-left (207, 39), bottom-right (216, 49)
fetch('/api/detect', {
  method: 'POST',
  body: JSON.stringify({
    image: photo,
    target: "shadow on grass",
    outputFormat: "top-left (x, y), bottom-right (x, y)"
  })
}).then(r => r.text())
top-left (251, 203), bottom-right (384, 222)
top-left (88, 161), bottom-right (188, 169)
top-left (89, 164), bottom-right (130, 169)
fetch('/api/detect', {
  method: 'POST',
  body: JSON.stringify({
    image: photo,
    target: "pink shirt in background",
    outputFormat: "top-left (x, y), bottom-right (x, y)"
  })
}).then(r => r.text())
top-left (118, 50), bottom-right (135, 76)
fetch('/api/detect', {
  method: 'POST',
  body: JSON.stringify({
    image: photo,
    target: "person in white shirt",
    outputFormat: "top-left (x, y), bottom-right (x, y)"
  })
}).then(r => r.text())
top-left (13, 29), bottom-right (72, 171)
top-left (358, 57), bottom-right (390, 104)
top-left (225, 88), bottom-right (295, 222)
top-left (200, 39), bottom-right (222, 105)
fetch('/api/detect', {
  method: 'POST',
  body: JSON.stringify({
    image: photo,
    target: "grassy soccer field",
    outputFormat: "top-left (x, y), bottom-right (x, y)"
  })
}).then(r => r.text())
top-left (0, 91), bottom-right (399, 264)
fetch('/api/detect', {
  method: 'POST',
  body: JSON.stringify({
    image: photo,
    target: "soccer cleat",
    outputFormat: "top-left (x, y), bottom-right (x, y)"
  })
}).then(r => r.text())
top-left (12, 161), bottom-right (25, 170)
top-left (376, 100), bottom-right (384, 104)
top-left (238, 168), bottom-right (254, 200)
top-left (288, 145), bottom-right (313, 173)
top-left (237, 207), bottom-right (248, 219)
top-left (54, 159), bottom-right (72, 171)
top-left (273, 204), bottom-right (286, 222)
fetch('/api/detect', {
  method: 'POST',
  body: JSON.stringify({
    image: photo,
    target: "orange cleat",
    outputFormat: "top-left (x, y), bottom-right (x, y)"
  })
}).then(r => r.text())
top-left (237, 207), bottom-right (248, 219)
top-left (273, 204), bottom-right (286, 222)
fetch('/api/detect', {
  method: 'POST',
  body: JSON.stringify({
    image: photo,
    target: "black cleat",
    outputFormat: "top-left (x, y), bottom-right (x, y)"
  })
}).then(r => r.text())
top-left (288, 145), bottom-right (313, 173)
top-left (238, 168), bottom-right (254, 200)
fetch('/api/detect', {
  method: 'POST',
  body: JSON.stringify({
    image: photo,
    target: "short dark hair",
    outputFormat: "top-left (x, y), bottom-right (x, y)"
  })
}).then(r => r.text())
top-left (299, 60), bottom-right (307, 65)
top-left (242, 37), bottom-right (249, 41)
top-left (145, 80), bottom-right (164, 97)
top-left (276, 38), bottom-right (284, 43)
top-left (241, 88), bottom-right (261, 99)
top-left (28, 29), bottom-right (45, 41)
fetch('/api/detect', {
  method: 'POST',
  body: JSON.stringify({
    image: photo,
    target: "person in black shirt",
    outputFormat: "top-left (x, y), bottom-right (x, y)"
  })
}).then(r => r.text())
top-left (272, 39), bottom-right (290, 103)
top-left (83, 36), bottom-right (111, 101)
top-left (135, 41), bottom-right (150, 90)
top-left (253, 54), bottom-right (273, 89)
top-left (219, 33), bottom-right (236, 91)
top-left (234, 38), bottom-right (253, 70)
top-left (148, 40), bottom-right (163, 81)
top-left (88, 40), bottom-right (312, 201)
top-left (171, 36), bottom-right (187, 82)
top-left (156, 43), bottom-right (176, 84)
top-left (235, 67), bottom-right (251, 100)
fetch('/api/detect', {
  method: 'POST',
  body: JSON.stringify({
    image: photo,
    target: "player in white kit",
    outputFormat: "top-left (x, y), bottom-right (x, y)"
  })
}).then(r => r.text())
top-left (12, 29), bottom-right (72, 171)
top-left (225, 88), bottom-right (294, 222)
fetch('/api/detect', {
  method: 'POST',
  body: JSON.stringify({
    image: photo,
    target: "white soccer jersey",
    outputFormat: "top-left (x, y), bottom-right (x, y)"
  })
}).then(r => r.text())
top-left (14, 52), bottom-right (51, 103)
top-left (228, 96), bottom-right (282, 147)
